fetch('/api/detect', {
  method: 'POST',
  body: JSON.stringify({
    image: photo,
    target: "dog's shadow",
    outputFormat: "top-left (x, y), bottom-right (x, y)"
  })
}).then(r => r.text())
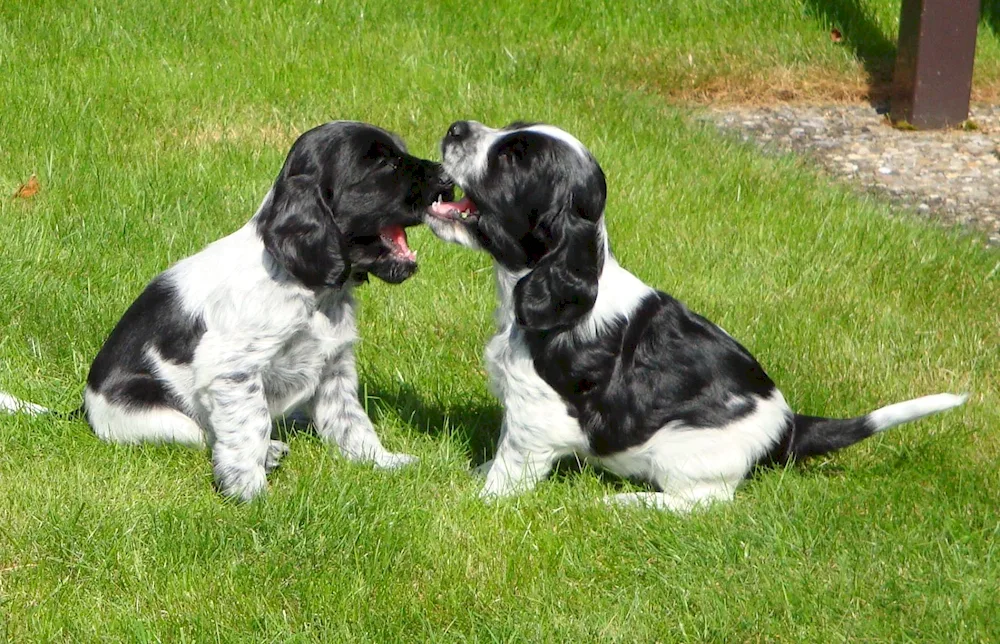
top-left (368, 379), bottom-right (644, 489)
top-left (272, 377), bottom-right (641, 490)
top-left (365, 378), bottom-right (502, 467)
top-left (272, 378), bottom-right (503, 467)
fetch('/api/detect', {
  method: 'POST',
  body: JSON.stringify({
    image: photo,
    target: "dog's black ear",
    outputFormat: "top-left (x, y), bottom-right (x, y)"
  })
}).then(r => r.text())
top-left (258, 174), bottom-right (351, 289)
top-left (514, 211), bottom-right (600, 332)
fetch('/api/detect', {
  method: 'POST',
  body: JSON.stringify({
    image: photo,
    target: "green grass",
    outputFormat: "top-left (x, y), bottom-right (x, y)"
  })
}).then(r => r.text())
top-left (2, 0), bottom-right (999, 640)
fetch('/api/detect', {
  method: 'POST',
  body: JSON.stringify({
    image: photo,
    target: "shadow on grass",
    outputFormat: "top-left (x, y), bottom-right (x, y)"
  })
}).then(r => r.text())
top-left (368, 380), bottom-right (651, 489)
top-left (358, 377), bottom-right (643, 489)
top-left (984, 0), bottom-right (1000, 37)
top-left (363, 378), bottom-right (502, 466)
top-left (267, 376), bottom-right (501, 466)
top-left (803, 0), bottom-right (897, 108)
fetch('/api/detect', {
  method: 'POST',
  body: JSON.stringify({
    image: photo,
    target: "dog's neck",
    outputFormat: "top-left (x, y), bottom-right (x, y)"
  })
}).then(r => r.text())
top-left (492, 264), bottom-right (530, 332)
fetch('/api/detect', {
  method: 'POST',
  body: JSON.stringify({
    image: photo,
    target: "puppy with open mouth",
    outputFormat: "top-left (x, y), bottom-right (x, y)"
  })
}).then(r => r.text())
top-left (425, 120), bottom-right (966, 511)
top-left (1, 121), bottom-right (454, 501)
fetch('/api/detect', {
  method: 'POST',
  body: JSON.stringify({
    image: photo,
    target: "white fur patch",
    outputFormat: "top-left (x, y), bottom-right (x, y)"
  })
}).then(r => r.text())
top-left (575, 248), bottom-right (654, 341)
top-left (599, 389), bottom-right (792, 497)
top-left (0, 391), bottom-right (48, 415)
top-left (83, 387), bottom-right (204, 445)
top-left (522, 124), bottom-right (589, 159)
top-left (424, 215), bottom-right (482, 250)
top-left (470, 127), bottom-right (502, 180)
top-left (867, 393), bottom-right (968, 432)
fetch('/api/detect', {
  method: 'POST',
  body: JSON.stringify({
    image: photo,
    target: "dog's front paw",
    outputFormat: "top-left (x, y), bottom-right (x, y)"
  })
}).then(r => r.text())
top-left (479, 473), bottom-right (523, 500)
top-left (373, 452), bottom-right (418, 470)
top-left (215, 465), bottom-right (268, 502)
top-left (472, 459), bottom-right (494, 477)
top-left (265, 440), bottom-right (291, 473)
top-left (478, 485), bottom-right (504, 503)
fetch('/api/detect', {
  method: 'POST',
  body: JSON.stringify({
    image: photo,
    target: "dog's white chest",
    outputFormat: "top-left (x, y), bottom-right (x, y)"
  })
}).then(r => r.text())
top-left (264, 306), bottom-right (354, 414)
top-left (485, 327), bottom-right (588, 453)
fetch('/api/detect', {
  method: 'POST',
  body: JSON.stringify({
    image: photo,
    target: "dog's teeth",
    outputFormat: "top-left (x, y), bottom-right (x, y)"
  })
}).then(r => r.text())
top-left (460, 212), bottom-right (468, 219)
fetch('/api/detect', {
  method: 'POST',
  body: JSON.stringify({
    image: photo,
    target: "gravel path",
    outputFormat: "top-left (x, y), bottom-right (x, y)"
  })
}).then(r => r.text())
top-left (702, 105), bottom-right (1000, 247)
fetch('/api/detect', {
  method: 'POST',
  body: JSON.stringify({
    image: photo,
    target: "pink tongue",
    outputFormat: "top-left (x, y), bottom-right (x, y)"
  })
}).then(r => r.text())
top-left (429, 196), bottom-right (477, 218)
top-left (381, 225), bottom-right (416, 261)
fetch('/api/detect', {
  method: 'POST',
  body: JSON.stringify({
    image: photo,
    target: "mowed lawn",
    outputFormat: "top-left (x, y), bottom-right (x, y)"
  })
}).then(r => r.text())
top-left (2, 0), bottom-right (999, 640)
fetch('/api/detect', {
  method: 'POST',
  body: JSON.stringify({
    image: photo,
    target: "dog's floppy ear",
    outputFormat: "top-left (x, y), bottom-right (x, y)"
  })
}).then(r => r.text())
top-left (258, 174), bottom-right (351, 289)
top-left (514, 210), bottom-right (600, 332)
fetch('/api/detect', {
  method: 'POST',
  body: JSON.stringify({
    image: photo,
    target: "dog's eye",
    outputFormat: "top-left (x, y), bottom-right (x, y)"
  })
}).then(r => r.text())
top-left (380, 156), bottom-right (400, 171)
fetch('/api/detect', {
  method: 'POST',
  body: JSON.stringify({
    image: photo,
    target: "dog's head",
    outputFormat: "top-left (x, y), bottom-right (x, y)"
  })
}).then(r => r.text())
top-left (426, 121), bottom-right (606, 331)
top-left (256, 121), bottom-right (454, 288)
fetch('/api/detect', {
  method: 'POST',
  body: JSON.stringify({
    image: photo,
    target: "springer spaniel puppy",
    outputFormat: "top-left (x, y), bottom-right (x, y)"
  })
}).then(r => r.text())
top-left (425, 120), bottom-right (967, 511)
top-left (2, 121), bottom-right (454, 501)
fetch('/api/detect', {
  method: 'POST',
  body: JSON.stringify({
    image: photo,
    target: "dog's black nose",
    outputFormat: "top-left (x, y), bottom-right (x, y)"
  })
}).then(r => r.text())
top-left (445, 121), bottom-right (471, 142)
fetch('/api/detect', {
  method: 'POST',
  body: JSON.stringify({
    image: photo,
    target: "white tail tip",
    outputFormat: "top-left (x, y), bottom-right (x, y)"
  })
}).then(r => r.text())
top-left (868, 392), bottom-right (969, 433)
top-left (0, 391), bottom-right (49, 415)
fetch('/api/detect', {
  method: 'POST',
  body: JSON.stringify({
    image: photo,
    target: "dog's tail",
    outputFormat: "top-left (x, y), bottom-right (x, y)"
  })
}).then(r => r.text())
top-left (0, 390), bottom-right (84, 420)
top-left (782, 393), bottom-right (968, 462)
top-left (0, 390), bottom-right (51, 415)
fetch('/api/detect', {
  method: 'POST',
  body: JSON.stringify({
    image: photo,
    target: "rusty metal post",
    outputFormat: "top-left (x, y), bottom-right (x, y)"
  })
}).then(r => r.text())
top-left (890, 0), bottom-right (981, 129)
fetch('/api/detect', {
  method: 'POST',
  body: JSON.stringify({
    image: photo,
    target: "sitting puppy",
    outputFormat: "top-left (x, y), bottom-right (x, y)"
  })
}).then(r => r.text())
top-left (425, 120), bottom-right (967, 511)
top-left (2, 121), bottom-right (454, 501)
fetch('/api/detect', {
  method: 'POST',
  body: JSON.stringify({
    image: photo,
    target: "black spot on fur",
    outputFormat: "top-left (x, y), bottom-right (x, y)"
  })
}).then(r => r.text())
top-left (87, 276), bottom-right (205, 411)
top-left (524, 292), bottom-right (777, 455)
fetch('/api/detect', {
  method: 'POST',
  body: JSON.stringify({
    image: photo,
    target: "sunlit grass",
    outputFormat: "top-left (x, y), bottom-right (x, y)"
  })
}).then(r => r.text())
top-left (1, 0), bottom-right (998, 640)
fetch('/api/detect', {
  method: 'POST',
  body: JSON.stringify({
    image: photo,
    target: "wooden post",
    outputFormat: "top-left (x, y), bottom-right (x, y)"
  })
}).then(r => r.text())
top-left (890, 0), bottom-right (981, 129)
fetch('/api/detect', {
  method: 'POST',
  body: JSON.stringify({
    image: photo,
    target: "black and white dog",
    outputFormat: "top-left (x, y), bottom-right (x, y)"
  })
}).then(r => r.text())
top-left (1, 121), bottom-right (454, 501)
top-left (425, 120), bottom-right (967, 511)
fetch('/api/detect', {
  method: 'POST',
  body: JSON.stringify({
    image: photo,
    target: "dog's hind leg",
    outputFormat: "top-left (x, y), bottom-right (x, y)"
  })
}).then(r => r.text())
top-left (265, 440), bottom-right (290, 473)
top-left (604, 484), bottom-right (736, 513)
top-left (84, 388), bottom-right (204, 446)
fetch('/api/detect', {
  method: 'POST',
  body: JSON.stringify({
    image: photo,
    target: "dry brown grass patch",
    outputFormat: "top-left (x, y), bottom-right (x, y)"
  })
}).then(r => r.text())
top-left (167, 117), bottom-right (306, 151)
top-left (632, 62), bottom-right (1000, 107)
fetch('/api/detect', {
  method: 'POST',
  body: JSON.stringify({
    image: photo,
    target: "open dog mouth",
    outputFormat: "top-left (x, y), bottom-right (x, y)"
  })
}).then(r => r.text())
top-left (378, 224), bottom-right (416, 262)
top-left (427, 194), bottom-right (479, 223)
top-left (376, 186), bottom-right (455, 262)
